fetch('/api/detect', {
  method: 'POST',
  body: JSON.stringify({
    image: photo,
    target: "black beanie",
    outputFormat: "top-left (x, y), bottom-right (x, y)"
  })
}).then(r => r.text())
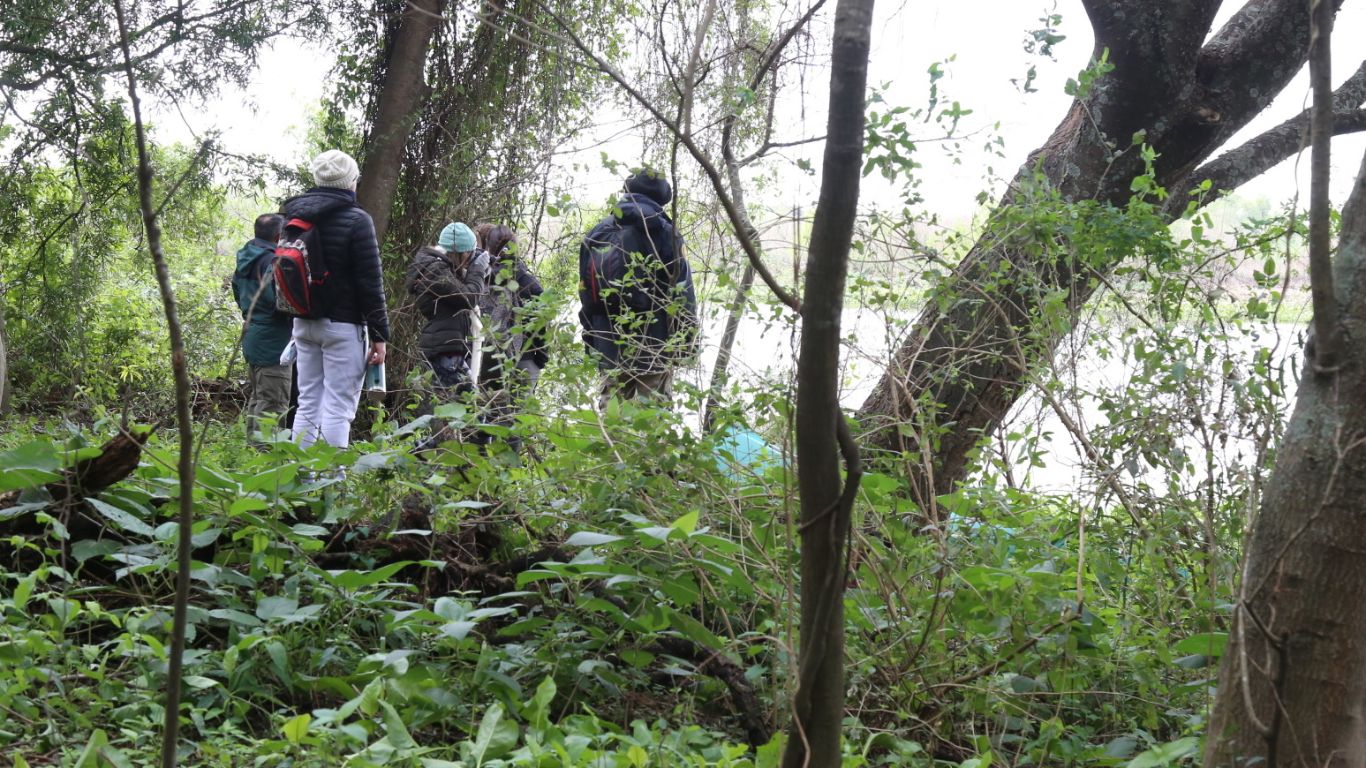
top-left (624, 170), bottom-right (673, 205)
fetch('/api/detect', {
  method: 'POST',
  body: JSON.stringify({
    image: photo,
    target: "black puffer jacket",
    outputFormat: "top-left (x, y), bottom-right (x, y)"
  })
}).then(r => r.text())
top-left (280, 188), bottom-right (391, 342)
top-left (405, 246), bottom-right (488, 356)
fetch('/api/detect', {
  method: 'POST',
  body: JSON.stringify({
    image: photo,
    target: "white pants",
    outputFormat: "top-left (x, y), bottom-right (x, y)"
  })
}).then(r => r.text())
top-left (291, 318), bottom-right (366, 449)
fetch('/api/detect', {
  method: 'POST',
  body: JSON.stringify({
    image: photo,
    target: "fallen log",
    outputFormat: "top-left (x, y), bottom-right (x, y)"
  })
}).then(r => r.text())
top-left (0, 428), bottom-right (152, 540)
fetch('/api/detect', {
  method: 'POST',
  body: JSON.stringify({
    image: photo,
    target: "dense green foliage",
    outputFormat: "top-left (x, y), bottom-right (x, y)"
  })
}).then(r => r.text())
top-left (0, 1), bottom-right (1325, 765)
top-left (0, 180), bottom-right (1298, 761)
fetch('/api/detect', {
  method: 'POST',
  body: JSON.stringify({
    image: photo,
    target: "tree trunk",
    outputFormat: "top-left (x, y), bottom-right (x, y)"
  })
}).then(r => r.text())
top-left (0, 296), bottom-right (9, 414)
top-left (782, 0), bottom-right (872, 765)
top-left (1204, 145), bottom-right (1366, 768)
top-left (856, 0), bottom-right (1352, 512)
top-left (356, 0), bottom-right (445, 246)
top-left (703, 261), bottom-right (755, 432)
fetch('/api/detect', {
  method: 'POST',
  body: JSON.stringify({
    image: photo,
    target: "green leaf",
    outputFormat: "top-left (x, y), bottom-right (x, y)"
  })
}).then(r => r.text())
top-left (0, 441), bottom-right (61, 492)
top-left (670, 511), bottom-right (699, 535)
top-left (563, 531), bottom-right (624, 547)
top-left (526, 675), bottom-right (556, 732)
top-left (441, 621), bottom-right (477, 641)
top-left (327, 560), bottom-right (419, 591)
top-left (12, 572), bottom-right (37, 613)
top-left (1105, 736), bottom-right (1139, 759)
top-left (210, 608), bottom-right (263, 627)
top-left (282, 713), bottom-right (311, 744)
top-left (1174, 632), bottom-right (1227, 658)
top-left (469, 702), bottom-right (519, 765)
top-left (256, 596), bottom-right (300, 621)
top-left (381, 700), bottom-right (418, 751)
top-left (86, 497), bottom-right (155, 537)
top-left (229, 497), bottom-right (269, 515)
top-left (1126, 737), bottom-right (1199, 768)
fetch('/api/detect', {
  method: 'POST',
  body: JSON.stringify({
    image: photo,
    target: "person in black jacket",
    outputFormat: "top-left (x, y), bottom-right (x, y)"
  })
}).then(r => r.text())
top-left (579, 170), bottom-right (697, 406)
top-left (406, 221), bottom-right (487, 397)
top-left (281, 149), bottom-right (391, 449)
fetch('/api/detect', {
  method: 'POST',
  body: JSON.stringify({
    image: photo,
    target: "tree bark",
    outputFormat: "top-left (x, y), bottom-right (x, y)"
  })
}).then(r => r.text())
top-left (703, 261), bottom-right (755, 432)
top-left (782, 0), bottom-right (872, 765)
top-left (1204, 145), bottom-right (1366, 768)
top-left (356, 0), bottom-right (445, 246)
top-left (856, 0), bottom-right (1351, 513)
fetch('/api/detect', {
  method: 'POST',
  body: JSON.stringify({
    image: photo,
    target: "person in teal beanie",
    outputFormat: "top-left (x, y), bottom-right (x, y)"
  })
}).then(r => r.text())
top-left (407, 221), bottom-right (488, 402)
top-left (231, 213), bottom-right (292, 443)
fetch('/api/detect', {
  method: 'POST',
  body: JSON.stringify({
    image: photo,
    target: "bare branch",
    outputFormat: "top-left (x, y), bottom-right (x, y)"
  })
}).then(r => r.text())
top-left (1307, 0), bottom-right (1340, 370)
top-left (1176, 61), bottom-right (1366, 206)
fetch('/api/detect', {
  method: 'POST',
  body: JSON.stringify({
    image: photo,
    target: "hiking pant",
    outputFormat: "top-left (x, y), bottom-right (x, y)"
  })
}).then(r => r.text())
top-left (291, 318), bottom-right (366, 449)
top-left (246, 362), bottom-right (293, 441)
top-left (427, 352), bottom-right (474, 397)
top-left (599, 368), bottom-right (672, 409)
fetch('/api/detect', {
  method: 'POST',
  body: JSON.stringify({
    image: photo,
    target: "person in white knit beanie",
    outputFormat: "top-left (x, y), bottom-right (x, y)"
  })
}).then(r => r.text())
top-left (279, 149), bottom-right (389, 453)
top-left (310, 149), bottom-right (360, 191)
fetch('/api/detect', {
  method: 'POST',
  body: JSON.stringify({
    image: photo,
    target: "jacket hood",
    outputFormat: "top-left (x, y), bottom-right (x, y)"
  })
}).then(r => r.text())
top-left (281, 187), bottom-right (357, 220)
top-left (234, 239), bottom-right (275, 278)
top-left (624, 171), bottom-right (672, 205)
top-left (615, 192), bottom-right (668, 227)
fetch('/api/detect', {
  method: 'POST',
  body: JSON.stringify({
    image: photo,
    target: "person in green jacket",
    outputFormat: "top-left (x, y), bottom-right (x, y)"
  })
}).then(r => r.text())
top-left (231, 213), bottom-right (293, 443)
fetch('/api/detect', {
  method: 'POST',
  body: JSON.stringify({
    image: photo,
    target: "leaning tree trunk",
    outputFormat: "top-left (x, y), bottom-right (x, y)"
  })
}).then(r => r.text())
top-left (356, 0), bottom-right (445, 246)
top-left (1204, 144), bottom-right (1366, 768)
top-left (782, 0), bottom-right (872, 765)
top-left (856, 0), bottom-right (1363, 514)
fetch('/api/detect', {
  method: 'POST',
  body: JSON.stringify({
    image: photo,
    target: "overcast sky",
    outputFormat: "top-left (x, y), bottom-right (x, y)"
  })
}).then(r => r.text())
top-left (153, 0), bottom-right (1366, 224)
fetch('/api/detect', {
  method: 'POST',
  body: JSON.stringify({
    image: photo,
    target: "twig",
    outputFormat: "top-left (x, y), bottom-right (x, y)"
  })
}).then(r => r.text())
top-left (112, 4), bottom-right (198, 766)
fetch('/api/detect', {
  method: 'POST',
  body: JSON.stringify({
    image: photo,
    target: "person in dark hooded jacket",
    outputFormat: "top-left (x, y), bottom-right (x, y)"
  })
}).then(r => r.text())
top-left (579, 169), bottom-right (698, 405)
top-left (280, 149), bottom-right (391, 450)
top-left (231, 213), bottom-right (291, 442)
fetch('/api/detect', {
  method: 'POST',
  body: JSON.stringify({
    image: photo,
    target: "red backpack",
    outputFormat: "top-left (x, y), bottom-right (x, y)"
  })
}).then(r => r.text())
top-left (273, 200), bottom-right (351, 317)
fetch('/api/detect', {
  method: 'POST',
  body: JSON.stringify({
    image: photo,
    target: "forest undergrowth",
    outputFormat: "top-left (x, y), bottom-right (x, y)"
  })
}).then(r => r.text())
top-left (0, 322), bottom-right (1269, 767)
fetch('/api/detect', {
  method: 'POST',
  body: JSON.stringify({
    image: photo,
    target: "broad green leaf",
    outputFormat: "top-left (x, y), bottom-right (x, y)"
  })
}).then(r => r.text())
top-left (0, 441), bottom-right (61, 492)
top-left (12, 572), bottom-right (37, 613)
top-left (380, 700), bottom-right (417, 751)
top-left (327, 561), bottom-right (418, 591)
top-left (563, 531), bottom-right (624, 547)
top-left (527, 675), bottom-right (556, 732)
top-left (1105, 736), bottom-right (1140, 759)
top-left (469, 702), bottom-right (518, 765)
top-left (256, 596), bottom-right (300, 621)
top-left (86, 497), bottom-right (155, 537)
top-left (1126, 736), bottom-right (1199, 768)
top-left (229, 497), bottom-right (269, 515)
top-left (670, 511), bottom-right (699, 535)
top-left (282, 713), bottom-right (311, 744)
top-left (1174, 632), bottom-right (1227, 658)
top-left (441, 621), bottom-right (477, 641)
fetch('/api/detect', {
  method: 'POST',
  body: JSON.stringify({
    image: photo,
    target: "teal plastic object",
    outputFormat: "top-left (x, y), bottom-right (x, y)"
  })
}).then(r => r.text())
top-left (713, 426), bottom-right (780, 480)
